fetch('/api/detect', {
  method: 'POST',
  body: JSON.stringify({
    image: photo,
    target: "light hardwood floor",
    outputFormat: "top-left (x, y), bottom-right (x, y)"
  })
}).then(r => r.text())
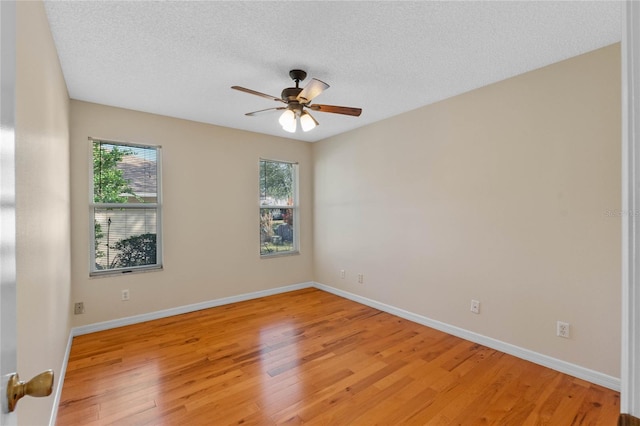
top-left (57, 288), bottom-right (619, 425)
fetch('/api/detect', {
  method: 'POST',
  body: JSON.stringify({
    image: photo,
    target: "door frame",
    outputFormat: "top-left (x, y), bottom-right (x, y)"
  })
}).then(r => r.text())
top-left (0, 0), bottom-right (18, 424)
top-left (622, 0), bottom-right (640, 417)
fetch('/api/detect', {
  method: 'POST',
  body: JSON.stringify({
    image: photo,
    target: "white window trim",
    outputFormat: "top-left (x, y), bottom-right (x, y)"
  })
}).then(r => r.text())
top-left (89, 137), bottom-right (163, 276)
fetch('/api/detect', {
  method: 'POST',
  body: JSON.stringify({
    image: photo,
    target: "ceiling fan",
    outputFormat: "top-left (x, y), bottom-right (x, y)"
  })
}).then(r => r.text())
top-left (231, 69), bottom-right (362, 133)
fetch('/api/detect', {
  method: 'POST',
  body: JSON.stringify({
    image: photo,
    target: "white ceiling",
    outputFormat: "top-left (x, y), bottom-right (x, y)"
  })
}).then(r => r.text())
top-left (43, 1), bottom-right (622, 143)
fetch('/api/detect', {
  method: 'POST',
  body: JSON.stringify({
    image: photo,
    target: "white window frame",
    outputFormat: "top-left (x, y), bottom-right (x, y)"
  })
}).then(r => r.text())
top-left (259, 158), bottom-right (299, 257)
top-left (89, 137), bottom-right (163, 276)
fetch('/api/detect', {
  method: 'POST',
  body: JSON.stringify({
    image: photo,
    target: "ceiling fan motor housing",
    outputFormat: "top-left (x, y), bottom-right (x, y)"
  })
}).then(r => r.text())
top-left (281, 87), bottom-right (303, 103)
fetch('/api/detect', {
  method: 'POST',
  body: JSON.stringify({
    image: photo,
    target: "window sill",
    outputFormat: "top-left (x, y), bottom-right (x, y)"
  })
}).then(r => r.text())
top-left (260, 251), bottom-right (299, 259)
top-left (90, 265), bottom-right (163, 278)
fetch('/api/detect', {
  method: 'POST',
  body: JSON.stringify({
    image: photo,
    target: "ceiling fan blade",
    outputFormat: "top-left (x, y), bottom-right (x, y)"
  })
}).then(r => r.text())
top-left (231, 86), bottom-right (284, 103)
top-left (245, 107), bottom-right (286, 116)
top-left (308, 104), bottom-right (362, 117)
top-left (297, 78), bottom-right (330, 103)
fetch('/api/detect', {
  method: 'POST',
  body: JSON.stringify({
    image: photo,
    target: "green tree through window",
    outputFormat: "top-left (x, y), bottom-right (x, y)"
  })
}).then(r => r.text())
top-left (93, 143), bottom-right (138, 203)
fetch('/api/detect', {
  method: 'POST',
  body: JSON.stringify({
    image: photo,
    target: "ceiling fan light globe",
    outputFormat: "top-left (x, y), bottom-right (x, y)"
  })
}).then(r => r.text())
top-left (278, 109), bottom-right (295, 127)
top-left (282, 118), bottom-right (297, 133)
top-left (300, 111), bottom-right (317, 132)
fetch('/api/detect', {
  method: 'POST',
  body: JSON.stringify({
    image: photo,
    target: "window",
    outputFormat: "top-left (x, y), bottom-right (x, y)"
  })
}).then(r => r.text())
top-left (260, 159), bottom-right (298, 256)
top-left (90, 138), bottom-right (162, 275)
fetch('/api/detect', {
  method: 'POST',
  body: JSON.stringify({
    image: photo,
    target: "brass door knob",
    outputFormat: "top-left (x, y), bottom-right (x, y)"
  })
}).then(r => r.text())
top-left (6, 370), bottom-right (54, 412)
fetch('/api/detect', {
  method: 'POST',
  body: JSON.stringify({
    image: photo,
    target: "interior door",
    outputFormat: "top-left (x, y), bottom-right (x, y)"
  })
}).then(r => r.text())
top-left (0, 0), bottom-right (18, 424)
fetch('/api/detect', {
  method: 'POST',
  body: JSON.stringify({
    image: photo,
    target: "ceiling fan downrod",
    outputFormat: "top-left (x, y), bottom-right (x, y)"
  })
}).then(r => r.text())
top-left (289, 69), bottom-right (307, 88)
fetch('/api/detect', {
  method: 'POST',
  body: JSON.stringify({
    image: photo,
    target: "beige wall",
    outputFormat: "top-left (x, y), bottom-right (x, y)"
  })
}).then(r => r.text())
top-left (16, 2), bottom-right (71, 425)
top-left (313, 44), bottom-right (621, 377)
top-left (70, 101), bottom-right (313, 326)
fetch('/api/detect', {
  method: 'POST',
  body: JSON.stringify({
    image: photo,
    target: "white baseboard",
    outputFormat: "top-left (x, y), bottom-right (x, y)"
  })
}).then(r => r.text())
top-left (72, 282), bottom-right (314, 336)
top-left (312, 282), bottom-right (620, 391)
top-left (49, 331), bottom-right (73, 426)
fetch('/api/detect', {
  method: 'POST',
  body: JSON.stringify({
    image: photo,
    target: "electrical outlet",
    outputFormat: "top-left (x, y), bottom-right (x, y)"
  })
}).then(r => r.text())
top-left (74, 302), bottom-right (84, 315)
top-left (121, 289), bottom-right (130, 301)
top-left (340, 269), bottom-right (345, 279)
top-left (470, 299), bottom-right (480, 314)
top-left (357, 273), bottom-right (364, 284)
top-left (557, 321), bottom-right (570, 338)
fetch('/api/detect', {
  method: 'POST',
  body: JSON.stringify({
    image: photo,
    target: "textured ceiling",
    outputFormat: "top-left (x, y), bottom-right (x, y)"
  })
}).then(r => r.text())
top-left (43, 1), bottom-right (621, 143)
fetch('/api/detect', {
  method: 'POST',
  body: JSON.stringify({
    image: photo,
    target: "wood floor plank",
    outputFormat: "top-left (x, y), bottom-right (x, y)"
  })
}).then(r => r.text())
top-left (57, 288), bottom-right (619, 425)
